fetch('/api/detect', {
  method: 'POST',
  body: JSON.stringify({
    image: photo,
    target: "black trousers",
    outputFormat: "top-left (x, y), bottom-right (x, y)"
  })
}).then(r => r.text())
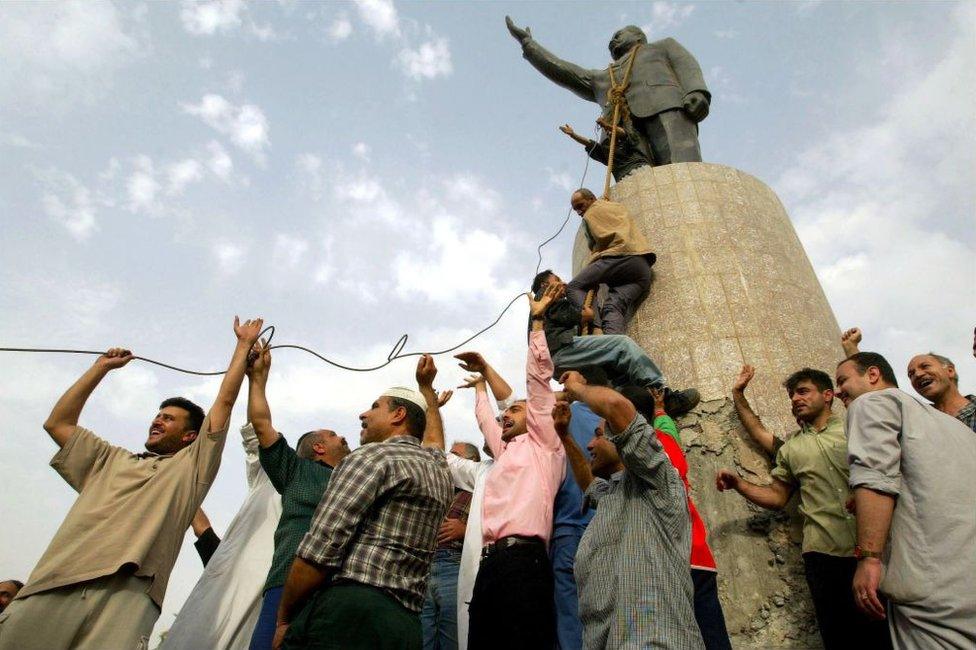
top-left (802, 552), bottom-right (892, 650)
top-left (468, 540), bottom-right (555, 650)
top-left (691, 569), bottom-right (732, 650)
top-left (566, 255), bottom-right (652, 335)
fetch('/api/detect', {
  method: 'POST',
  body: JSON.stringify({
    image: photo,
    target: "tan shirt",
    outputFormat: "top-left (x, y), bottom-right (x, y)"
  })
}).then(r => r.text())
top-left (770, 415), bottom-right (857, 556)
top-left (581, 199), bottom-right (655, 264)
top-left (18, 415), bottom-right (228, 607)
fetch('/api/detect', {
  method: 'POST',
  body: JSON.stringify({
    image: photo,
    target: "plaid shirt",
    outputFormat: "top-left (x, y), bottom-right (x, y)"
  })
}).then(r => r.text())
top-left (957, 395), bottom-right (976, 433)
top-left (297, 435), bottom-right (453, 612)
top-left (436, 489), bottom-right (472, 552)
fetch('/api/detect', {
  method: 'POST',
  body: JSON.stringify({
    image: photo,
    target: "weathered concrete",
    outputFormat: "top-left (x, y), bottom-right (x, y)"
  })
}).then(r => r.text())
top-left (572, 163), bottom-right (847, 648)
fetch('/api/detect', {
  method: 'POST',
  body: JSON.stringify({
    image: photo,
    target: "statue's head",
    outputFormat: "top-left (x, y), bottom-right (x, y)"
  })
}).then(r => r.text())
top-left (608, 25), bottom-right (647, 60)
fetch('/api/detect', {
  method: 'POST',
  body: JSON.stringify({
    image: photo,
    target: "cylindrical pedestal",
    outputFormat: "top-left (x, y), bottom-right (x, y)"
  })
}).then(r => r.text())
top-left (573, 163), bottom-right (845, 648)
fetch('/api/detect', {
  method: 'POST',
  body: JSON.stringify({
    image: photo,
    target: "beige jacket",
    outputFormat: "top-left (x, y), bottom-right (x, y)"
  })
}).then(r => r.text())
top-left (582, 199), bottom-right (655, 265)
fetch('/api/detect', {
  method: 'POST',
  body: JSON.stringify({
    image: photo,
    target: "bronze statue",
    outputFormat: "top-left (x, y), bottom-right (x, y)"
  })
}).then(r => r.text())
top-left (506, 17), bottom-right (711, 166)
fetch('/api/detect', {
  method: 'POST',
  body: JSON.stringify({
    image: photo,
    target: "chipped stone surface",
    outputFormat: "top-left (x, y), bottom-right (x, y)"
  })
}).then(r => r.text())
top-left (572, 164), bottom-right (847, 648)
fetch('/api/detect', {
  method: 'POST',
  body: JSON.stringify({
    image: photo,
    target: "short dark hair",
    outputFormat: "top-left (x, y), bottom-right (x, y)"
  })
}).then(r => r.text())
top-left (2, 580), bottom-right (24, 589)
top-left (453, 442), bottom-right (481, 462)
top-left (783, 368), bottom-right (833, 395)
top-left (575, 188), bottom-right (596, 201)
top-left (618, 385), bottom-right (656, 423)
top-left (841, 352), bottom-right (899, 387)
top-left (159, 397), bottom-right (205, 433)
top-left (531, 269), bottom-right (555, 295)
top-left (296, 431), bottom-right (321, 460)
top-left (388, 397), bottom-right (427, 439)
top-left (577, 365), bottom-right (610, 387)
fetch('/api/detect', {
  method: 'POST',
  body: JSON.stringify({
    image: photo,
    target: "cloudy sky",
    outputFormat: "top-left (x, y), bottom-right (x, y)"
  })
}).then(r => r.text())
top-left (1, 0), bottom-right (973, 642)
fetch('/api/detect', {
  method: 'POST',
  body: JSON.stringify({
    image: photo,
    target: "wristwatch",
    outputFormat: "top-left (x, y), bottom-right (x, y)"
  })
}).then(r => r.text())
top-left (854, 545), bottom-right (882, 560)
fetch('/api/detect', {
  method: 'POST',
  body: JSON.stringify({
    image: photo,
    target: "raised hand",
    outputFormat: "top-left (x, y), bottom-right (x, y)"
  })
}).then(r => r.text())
top-left (454, 351), bottom-right (488, 375)
top-left (247, 339), bottom-right (272, 380)
top-left (437, 390), bottom-right (454, 408)
top-left (95, 347), bottom-right (134, 371)
top-left (715, 469), bottom-right (739, 492)
top-left (552, 401), bottom-right (572, 437)
top-left (234, 316), bottom-right (264, 346)
top-left (416, 354), bottom-right (437, 390)
top-left (559, 124), bottom-right (575, 136)
top-left (528, 281), bottom-right (565, 318)
top-left (505, 16), bottom-right (532, 43)
top-left (558, 370), bottom-right (587, 401)
top-left (732, 364), bottom-right (755, 393)
top-left (841, 327), bottom-right (862, 356)
top-left (458, 374), bottom-right (486, 391)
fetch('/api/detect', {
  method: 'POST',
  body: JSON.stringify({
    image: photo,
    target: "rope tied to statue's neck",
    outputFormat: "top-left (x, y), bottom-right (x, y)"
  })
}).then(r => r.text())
top-left (602, 44), bottom-right (641, 198)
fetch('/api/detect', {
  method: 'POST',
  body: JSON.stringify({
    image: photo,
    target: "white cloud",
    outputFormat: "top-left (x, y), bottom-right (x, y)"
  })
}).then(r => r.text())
top-left (641, 1), bottom-right (695, 36)
top-left (443, 174), bottom-right (500, 214)
top-left (167, 159), bottom-right (205, 195)
top-left (38, 170), bottom-right (97, 240)
top-left (398, 37), bottom-right (453, 80)
top-left (352, 142), bottom-right (371, 161)
top-left (547, 168), bottom-right (575, 192)
top-left (207, 140), bottom-right (234, 181)
top-left (1, 132), bottom-right (40, 149)
top-left (126, 155), bottom-right (161, 214)
top-left (327, 14), bottom-right (353, 42)
top-left (214, 241), bottom-right (247, 274)
top-left (180, 0), bottom-right (245, 36)
top-left (272, 234), bottom-right (309, 270)
top-left (296, 153), bottom-right (326, 200)
top-left (353, 0), bottom-right (399, 38)
top-left (779, 3), bottom-right (976, 376)
top-left (713, 29), bottom-right (738, 39)
top-left (0, 0), bottom-right (140, 104)
top-left (182, 94), bottom-right (270, 158)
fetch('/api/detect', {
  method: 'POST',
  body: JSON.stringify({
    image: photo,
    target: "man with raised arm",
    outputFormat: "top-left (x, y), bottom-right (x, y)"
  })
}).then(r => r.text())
top-left (553, 372), bottom-right (704, 649)
top-left (274, 356), bottom-right (453, 650)
top-left (718, 366), bottom-right (890, 650)
top-left (0, 317), bottom-right (264, 650)
top-left (164, 422), bottom-right (283, 650)
top-left (841, 327), bottom-right (976, 432)
top-left (242, 342), bottom-right (351, 650)
top-left (835, 352), bottom-right (976, 648)
top-left (439, 352), bottom-right (513, 650)
top-left (465, 289), bottom-right (566, 650)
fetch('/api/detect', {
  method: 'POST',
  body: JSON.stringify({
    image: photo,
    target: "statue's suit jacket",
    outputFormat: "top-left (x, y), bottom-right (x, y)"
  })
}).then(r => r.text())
top-left (521, 37), bottom-right (710, 121)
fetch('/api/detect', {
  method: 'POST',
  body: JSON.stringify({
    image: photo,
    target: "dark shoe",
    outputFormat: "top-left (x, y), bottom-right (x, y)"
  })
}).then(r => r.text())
top-left (664, 387), bottom-right (700, 418)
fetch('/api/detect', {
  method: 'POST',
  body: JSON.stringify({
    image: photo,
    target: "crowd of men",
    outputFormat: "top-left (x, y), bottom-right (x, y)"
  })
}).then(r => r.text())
top-left (0, 190), bottom-right (974, 650)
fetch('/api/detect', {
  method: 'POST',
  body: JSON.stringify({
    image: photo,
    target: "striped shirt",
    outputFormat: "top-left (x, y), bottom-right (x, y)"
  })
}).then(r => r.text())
top-left (575, 414), bottom-right (705, 650)
top-left (297, 435), bottom-right (453, 613)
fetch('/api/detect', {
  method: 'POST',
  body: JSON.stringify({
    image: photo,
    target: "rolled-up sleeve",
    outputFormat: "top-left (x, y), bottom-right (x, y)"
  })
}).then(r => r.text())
top-left (846, 392), bottom-right (903, 496)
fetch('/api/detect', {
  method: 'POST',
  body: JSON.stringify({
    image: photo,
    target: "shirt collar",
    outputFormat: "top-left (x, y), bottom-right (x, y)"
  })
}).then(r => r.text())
top-left (609, 469), bottom-right (626, 483)
top-left (799, 413), bottom-right (840, 435)
top-left (386, 434), bottom-right (421, 446)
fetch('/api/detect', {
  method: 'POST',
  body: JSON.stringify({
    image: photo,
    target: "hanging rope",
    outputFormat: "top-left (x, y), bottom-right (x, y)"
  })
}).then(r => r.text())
top-left (602, 44), bottom-right (641, 198)
top-left (0, 138), bottom-right (596, 376)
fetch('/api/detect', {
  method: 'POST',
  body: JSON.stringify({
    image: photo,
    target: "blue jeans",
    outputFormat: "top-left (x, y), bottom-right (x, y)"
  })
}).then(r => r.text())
top-left (552, 335), bottom-right (664, 389)
top-left (250, 586), bottom-right (283, 650)
top-left (420, 549), bottom-right (462, 650)
top-left (550, 529), bottom-right (584, 650)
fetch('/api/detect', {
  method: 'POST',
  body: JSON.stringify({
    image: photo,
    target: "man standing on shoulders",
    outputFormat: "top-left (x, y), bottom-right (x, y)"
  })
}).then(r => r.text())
top-left (466, 290), bottom-right (567, 650)
top-left (275, 355), bottom-right (453, 650)
top-left (243, 342), bottom-right (350, 650)
top-left (836, 352), bottom-right (976, 648)
top-left (841, 327), bottom-right (976, 433)
top-left (717, 367), bottom-right (890, 650)
top-left (0, 317), bottom-right (264, 650)
top-left (553, 372), bottom-right (704, 649)
top-left (565, 188), bottom-right (655, 336)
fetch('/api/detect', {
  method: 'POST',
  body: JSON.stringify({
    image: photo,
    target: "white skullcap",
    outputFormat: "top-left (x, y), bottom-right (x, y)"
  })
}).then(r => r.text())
top-left (381, 387), bottom-right (428, 413)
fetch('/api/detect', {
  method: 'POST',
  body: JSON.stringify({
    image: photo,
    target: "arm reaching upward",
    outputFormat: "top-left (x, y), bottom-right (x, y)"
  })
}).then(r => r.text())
top-left (553, 401), bottom-right (593, 491)
top-left (43, 347), bottom-right (134, 447)
top-left (731, 365), bottom-right (779, 455)
top-left (208, 317), bottom-right (264, 434)
top-left (417, 355), bottom-right (446, 449)
top-left (455, 351), bottom-right (513, 403)
top-left (841, 328), bottom-right (863, 358)
top-left (246, 339), bottom-right (280, 449)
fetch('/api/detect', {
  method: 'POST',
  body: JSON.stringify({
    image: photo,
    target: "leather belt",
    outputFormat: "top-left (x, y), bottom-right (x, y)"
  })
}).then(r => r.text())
top-left (481, 535), bottom-right (544, 559)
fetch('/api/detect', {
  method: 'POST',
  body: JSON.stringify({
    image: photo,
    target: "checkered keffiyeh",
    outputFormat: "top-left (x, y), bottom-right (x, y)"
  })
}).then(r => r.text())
top-left (297, 435), bottom-right (453, 612)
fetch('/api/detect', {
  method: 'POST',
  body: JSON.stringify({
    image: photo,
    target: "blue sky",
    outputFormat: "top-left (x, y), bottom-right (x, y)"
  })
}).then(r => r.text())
top-left (1, 0), bottom-right (973, 642)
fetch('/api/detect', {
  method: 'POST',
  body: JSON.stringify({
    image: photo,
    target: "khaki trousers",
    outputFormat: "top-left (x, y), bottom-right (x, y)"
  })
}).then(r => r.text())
top-left (0, 570), bottom-right (159, 650)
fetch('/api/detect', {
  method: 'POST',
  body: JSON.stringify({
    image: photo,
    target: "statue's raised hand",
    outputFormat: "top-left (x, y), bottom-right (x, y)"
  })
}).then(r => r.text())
top-left (505, 16), bottom-right (532, 44)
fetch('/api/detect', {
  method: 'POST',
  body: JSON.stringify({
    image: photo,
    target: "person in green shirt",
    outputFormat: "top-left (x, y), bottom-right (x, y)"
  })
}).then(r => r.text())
top-left (716, 367), bottom-right (891, 650)
top-left (244, 342), bottom-right (351, 650)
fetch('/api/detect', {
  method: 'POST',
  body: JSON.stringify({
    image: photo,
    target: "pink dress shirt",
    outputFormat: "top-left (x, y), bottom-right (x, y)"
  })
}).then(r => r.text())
top-left (479, 330), bottom-right (566, 546)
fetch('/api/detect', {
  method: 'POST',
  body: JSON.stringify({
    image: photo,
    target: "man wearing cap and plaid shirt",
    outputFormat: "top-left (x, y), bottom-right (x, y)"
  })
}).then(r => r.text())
top-left (275, 356), bottom-right (453, 650)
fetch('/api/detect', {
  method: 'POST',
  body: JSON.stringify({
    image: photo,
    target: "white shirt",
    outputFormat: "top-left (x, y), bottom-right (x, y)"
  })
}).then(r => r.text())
top-left (447, 453), bottom-right (494, 650)
top-left (162, 424), bottom-right (283, 650)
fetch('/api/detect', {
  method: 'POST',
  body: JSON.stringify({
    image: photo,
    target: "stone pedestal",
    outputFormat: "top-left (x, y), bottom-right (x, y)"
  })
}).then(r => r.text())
top-left (572, 163), bottom-right (846, 648)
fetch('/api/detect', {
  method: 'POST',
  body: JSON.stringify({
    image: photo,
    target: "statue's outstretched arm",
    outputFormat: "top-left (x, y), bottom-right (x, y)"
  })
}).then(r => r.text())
top-left (506, 16), bottom-right (598, 103)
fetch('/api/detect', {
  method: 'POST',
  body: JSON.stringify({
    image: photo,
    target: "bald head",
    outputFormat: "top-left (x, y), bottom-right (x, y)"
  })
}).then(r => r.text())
top-left (450, 441), bottom-right (481, 462)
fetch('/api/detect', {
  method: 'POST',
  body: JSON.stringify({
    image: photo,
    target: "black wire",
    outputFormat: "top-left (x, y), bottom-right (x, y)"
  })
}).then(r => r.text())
top-left (0, 144), bottom-right (594, 376)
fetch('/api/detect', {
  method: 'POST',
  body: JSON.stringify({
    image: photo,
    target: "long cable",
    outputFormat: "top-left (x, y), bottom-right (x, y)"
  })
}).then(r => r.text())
top-left (0, 140), bottom-right (595, 375)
